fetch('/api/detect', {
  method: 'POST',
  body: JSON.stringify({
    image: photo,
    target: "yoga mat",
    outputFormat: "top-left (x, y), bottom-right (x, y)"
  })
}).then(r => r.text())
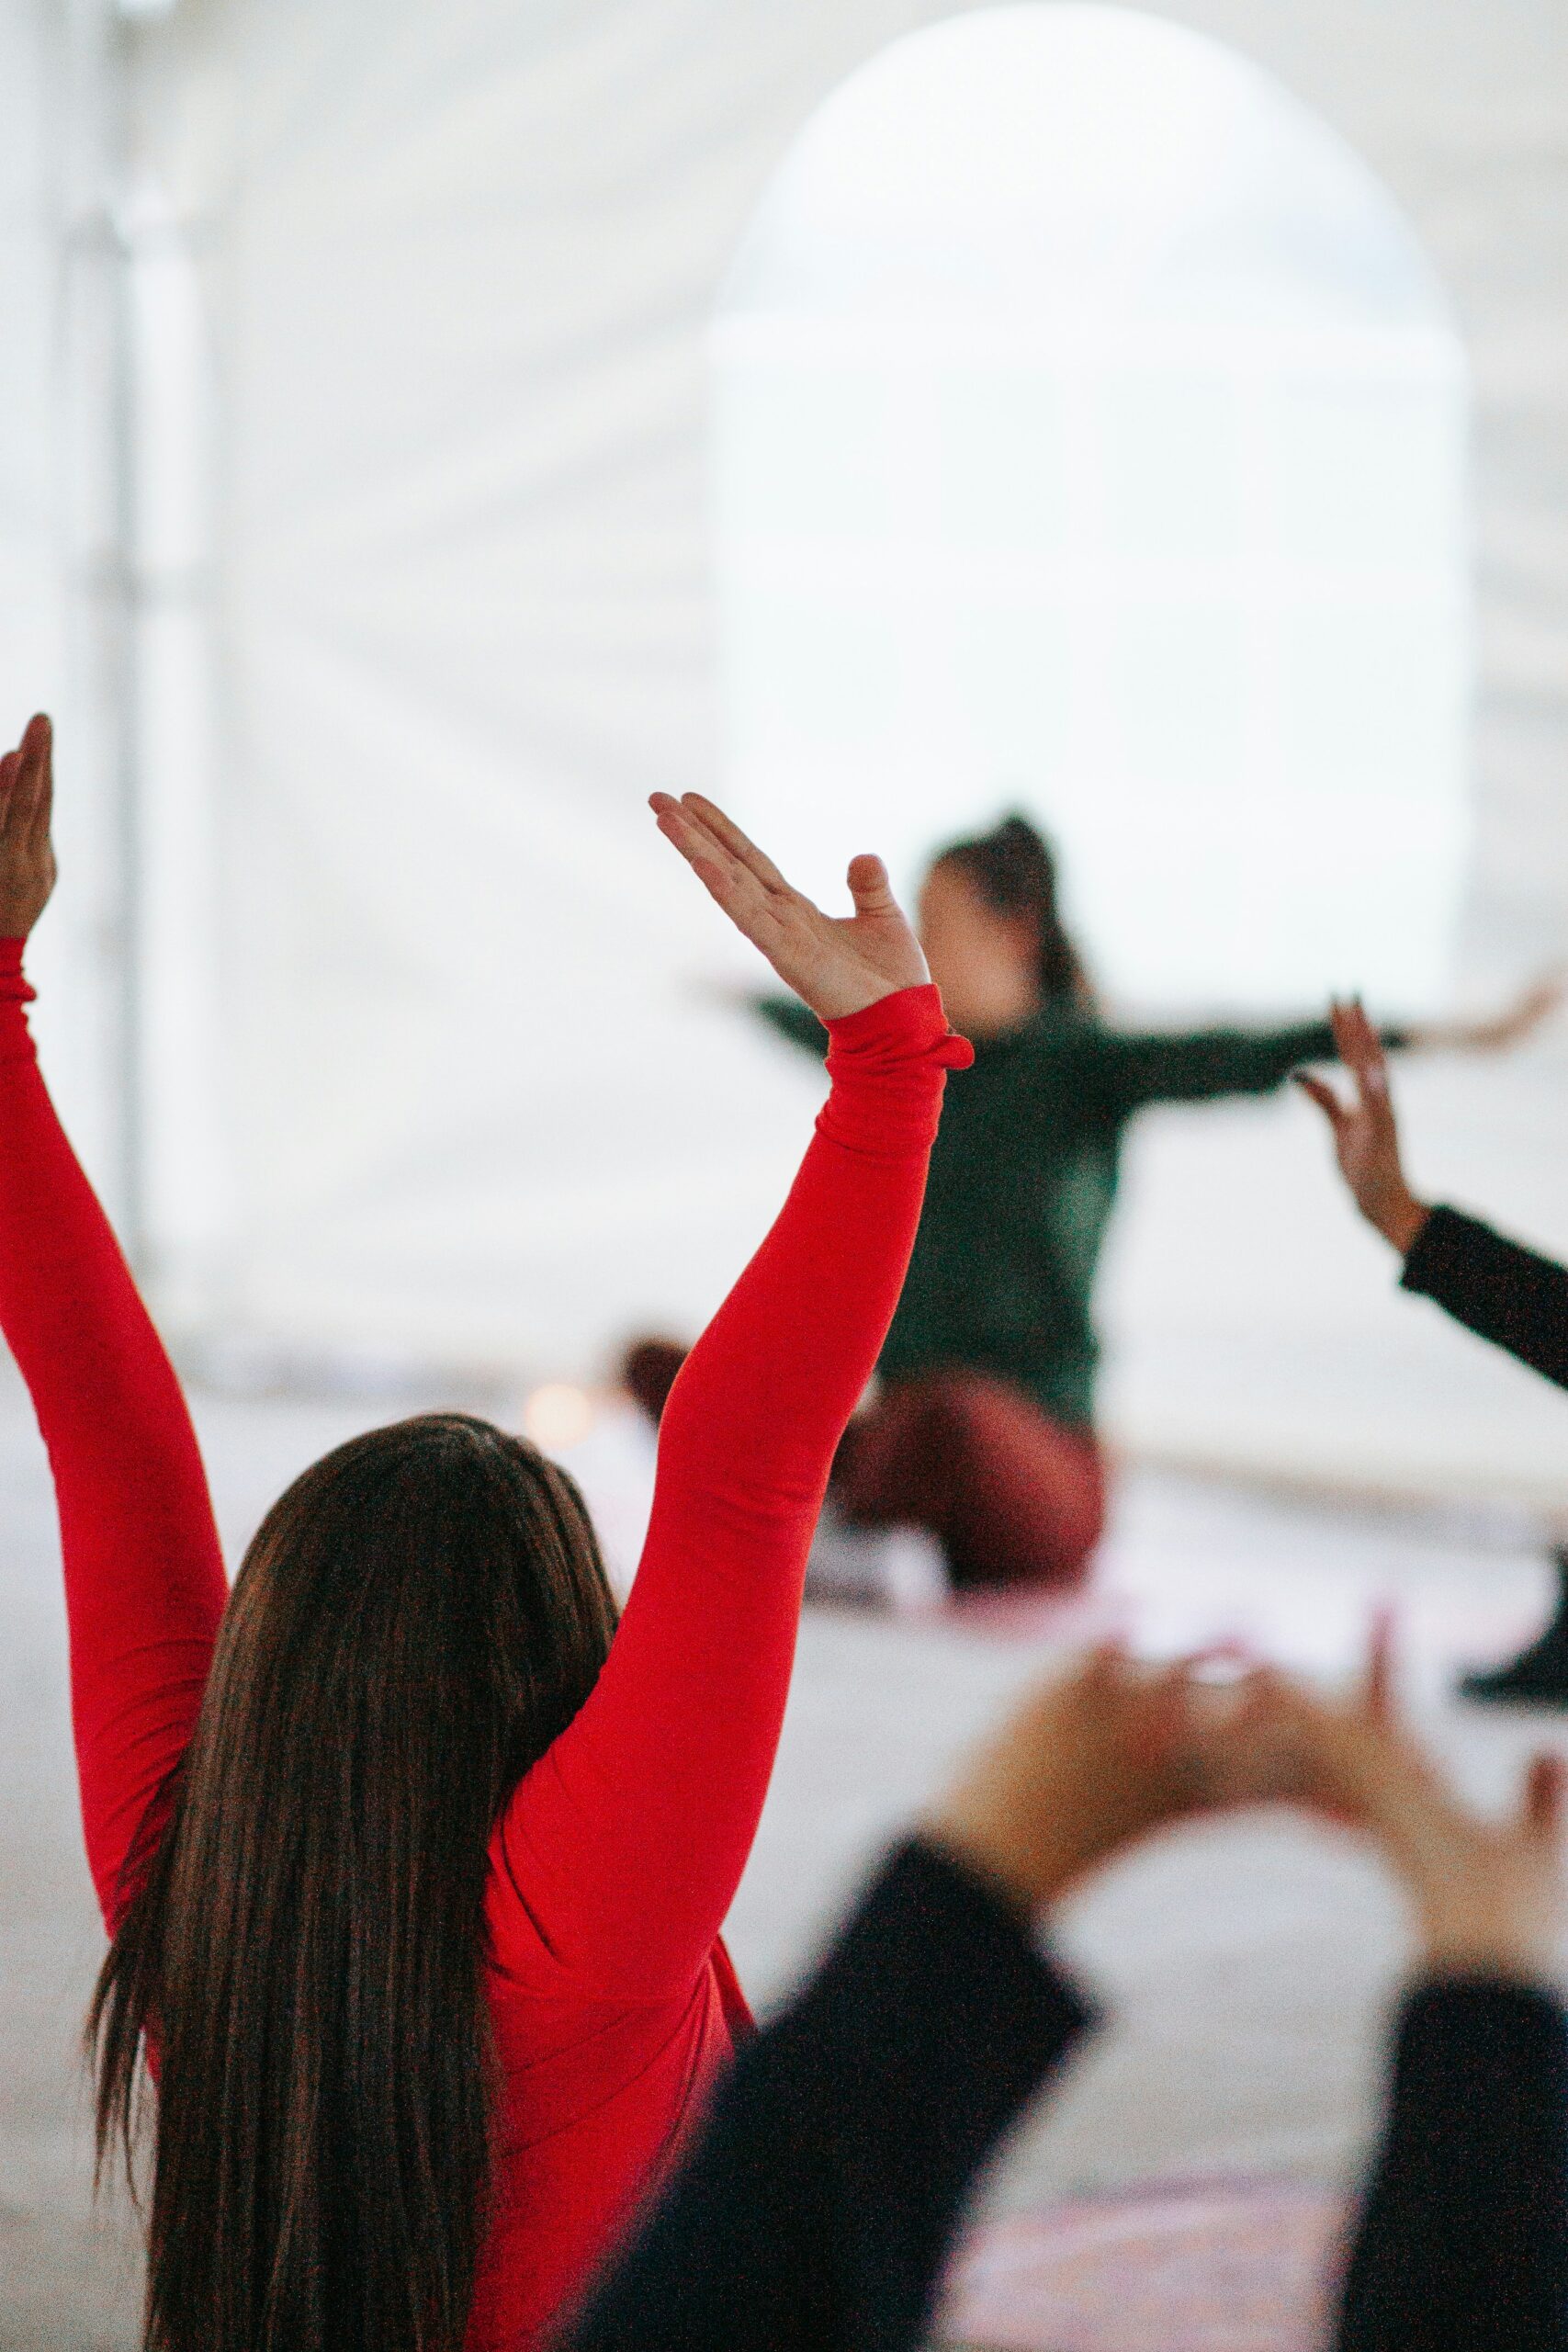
top-left (940, 2177), bottom-right (1346, 2352)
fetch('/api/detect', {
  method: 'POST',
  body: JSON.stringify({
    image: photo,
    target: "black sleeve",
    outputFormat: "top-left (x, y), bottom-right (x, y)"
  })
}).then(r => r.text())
top-left (558, 1838), bottom-right (1099, 2352)
top-left (1401, 1205), bottom-right (1568, 1391)
top-left (1334, 1976), bottom-right (1568, 2352)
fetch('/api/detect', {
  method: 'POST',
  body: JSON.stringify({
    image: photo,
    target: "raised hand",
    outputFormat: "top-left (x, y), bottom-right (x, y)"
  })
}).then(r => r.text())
top-left (0, 715), bottom-right (56, 941)
top-left (922, 1646), bottom-right (1224, 1913)
top-left (1294, 1000), bottom-right (1429, 1255)
top-left (650, 793), bottom-right (928, 1022)
top-left (1224, 1626), bottom-right (1566, 1984)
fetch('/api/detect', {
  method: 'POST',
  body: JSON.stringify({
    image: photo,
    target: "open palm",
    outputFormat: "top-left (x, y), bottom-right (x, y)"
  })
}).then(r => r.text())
top-left (651, 793), bottom-right (928, 1021)
top-left (1234, 1626), bottom-right (1566, 1980)
top-left (1295, 1000), bottom-right (1426, 1252)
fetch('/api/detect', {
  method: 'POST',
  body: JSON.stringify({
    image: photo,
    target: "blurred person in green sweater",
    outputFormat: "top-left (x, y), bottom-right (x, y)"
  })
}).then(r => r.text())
top-left (628, 814), bottom-right (1555, 1602)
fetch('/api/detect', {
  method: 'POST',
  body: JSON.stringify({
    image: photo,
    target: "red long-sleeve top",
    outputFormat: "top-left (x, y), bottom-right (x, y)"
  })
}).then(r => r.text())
top-left (0, 939), bottom-right (967, 2350)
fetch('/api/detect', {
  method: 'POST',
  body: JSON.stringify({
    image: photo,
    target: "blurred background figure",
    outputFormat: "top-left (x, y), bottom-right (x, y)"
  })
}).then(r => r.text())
top-left (629, 815), bottom-right (1554, 1605)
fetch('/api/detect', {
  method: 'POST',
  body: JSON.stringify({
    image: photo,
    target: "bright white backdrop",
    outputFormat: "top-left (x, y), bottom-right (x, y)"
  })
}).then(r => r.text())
top-left (714, 9), bottom-right (1472, 1009)
top-left (8, 0), bottom-right (1568, 1498)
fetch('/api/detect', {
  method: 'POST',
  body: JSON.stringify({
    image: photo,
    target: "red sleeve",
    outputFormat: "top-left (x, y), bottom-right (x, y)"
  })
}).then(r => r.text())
top-left (0, 942), bottom-right (227, 1927)
top-left (491, 983), bottom-right (970, 1999)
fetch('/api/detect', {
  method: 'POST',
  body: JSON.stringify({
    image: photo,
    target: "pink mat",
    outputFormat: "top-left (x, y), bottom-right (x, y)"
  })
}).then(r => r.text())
top-left (940, 2177), bottom-right (1348, 2352)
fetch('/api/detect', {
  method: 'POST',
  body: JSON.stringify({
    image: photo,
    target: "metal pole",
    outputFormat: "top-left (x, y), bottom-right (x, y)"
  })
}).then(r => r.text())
top-left (60, 0), bottom-right (145, 1260)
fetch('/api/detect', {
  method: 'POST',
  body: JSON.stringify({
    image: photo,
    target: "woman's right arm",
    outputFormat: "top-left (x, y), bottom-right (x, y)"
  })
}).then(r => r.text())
top-left (0, 718), bottom-right (227, 1926)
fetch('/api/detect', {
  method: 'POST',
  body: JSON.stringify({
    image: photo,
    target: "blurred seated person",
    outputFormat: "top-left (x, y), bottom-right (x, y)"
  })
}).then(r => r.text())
top-left (634, 815), bottom-right (1554, 1607)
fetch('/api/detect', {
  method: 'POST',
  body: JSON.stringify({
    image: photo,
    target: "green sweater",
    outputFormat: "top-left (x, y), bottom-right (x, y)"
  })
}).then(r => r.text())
top-left (757, 994), bottom-right (1365, 1430)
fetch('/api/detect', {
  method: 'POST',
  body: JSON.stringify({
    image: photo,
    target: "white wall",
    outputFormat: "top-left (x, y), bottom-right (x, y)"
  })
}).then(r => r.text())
top-left (120, 0), bottom-right (1568, 1499)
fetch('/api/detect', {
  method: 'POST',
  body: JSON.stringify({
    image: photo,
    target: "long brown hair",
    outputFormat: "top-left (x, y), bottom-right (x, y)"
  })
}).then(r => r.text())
top-left (89, 1412), bottom-right (619, 2352)
top-left (937, 811), bottom-right (1092, 1005)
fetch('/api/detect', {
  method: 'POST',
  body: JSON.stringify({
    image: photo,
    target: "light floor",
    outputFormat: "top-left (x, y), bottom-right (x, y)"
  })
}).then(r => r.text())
top-left (3, 1378), bottom-right (1565, 2349)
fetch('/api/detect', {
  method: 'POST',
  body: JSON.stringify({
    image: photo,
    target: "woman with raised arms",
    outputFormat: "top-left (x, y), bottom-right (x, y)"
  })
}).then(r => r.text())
top-left (0, 711), bottom-right (968, 2352)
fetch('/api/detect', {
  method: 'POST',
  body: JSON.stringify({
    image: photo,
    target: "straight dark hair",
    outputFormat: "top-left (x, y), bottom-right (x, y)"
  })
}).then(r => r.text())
top-left (936, 811), bottom-right (1092, 1005)
top-left (89, 1411), bottom-right (619, 2352)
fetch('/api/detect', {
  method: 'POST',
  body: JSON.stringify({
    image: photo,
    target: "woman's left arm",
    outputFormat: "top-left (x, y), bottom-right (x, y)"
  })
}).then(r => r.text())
top-left (492, 799), bottom-right (967, 1997)
top-left (1097, 969), bottom-right (1561, 1119)
top-left (0, 717), bottom-right (227, 1927)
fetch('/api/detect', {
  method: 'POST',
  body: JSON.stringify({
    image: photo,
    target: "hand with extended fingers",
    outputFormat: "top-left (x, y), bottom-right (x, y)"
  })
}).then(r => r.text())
top-left (1293, 999), bottom-right (1429, 1256)
top-left (1224, 1623), bottom-right (1566, 1984)
top-left (650, 793), bottom-right (928, 1023)
top-left (923, 1645), bottom-right (1224, 1913)
top-left (924, 1628), bottom-right (1565, 1984)
top-left (0, 714), bottom-right (56, 941)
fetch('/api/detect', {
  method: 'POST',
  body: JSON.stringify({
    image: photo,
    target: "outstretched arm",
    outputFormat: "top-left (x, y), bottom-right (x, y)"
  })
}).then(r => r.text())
top-left (1297, 1001), bottom-right (1568, 1389)
top-left (493, 797), bottom-right (968, 1998)
top-left (1092, 969), bottom-right (1560, 1122)
top-left (0, 716), bottom-right (226, 1926)
top-left (1091, 1011), bottom-right (1407, 1116)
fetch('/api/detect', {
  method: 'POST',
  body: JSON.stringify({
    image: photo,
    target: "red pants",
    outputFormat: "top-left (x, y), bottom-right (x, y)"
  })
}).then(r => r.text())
top-left (834, 1371), bottom-right (1105, 1593)
top-left (623, 1346), bottom-right (1105, 1597)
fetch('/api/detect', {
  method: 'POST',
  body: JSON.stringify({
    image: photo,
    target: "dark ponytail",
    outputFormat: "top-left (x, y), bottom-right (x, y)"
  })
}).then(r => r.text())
top-left (936, 812), bottom-right (1090, 1005)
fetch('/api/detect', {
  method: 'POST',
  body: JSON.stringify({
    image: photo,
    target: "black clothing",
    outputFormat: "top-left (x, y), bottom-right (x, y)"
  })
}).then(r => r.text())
top-left (560, 1838), bottom-right (1092, 2352)
top-left (1458, 1547), bottom-right (1568, 1706)
top-left (1337, 1976), bottom-right (1568, 2350)
top-left (562, 1836), bottom-right (1567, 2352)
top-left (1401, 1204), bottom-right (1568, 1704)
top-left (1403, 1205), bottom-right (1568, 1393)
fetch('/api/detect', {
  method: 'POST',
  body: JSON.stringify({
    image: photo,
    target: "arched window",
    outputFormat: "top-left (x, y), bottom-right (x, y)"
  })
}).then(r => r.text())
top-left (712, 5), bottom-right (1469, 1011)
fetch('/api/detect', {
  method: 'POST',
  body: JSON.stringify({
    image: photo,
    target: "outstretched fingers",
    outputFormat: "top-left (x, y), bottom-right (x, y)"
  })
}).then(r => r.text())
top-left (21, 715), bottom-right (52, 850)
top-left (1292, 1069), bottom-right (1348, 1134)
top-left (677, 794), bottom-right (795, 900)
top-left (1, 718), bottom-right (50, 843)
top-left (1363, 1608), bottom-right (1396, 1723)
top-left (1331, 997), bottom-right (1391, 1101)
top-left (650, 793), bottom-right (786, 948)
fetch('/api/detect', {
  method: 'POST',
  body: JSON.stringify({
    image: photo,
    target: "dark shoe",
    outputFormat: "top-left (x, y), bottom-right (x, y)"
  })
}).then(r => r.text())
top-left (1459, 1550), bottom-right (1568, 1707)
